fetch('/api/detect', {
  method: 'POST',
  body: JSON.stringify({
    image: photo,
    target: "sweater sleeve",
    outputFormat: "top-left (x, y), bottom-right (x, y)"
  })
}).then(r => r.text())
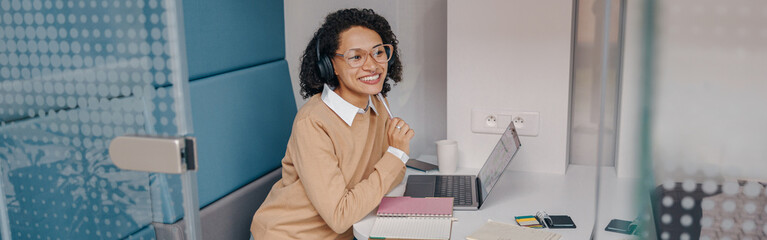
top-left (290, 118), bottom-right (405, 234)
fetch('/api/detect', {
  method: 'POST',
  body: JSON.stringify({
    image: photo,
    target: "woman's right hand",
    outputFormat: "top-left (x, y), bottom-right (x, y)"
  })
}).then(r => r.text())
top-left (387, 117), bottom-right (415, 155)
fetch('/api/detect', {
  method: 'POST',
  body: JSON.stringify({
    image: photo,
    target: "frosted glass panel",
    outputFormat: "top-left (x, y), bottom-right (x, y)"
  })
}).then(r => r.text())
top-left (0, 0), bottom-right (192, 239)
top-left (639, 0), bottom-right (767, 239)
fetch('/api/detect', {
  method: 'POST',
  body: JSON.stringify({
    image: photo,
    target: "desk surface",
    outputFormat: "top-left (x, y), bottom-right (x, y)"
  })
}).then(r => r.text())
top-left (353, 165), bottom-right (641, 240)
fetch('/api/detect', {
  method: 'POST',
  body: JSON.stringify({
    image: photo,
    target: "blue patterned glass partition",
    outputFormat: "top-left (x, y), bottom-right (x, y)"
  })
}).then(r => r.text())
top-left (631, 1), bottom-right (767, 239)
top-left (0, 0), bottom-right (193, 239)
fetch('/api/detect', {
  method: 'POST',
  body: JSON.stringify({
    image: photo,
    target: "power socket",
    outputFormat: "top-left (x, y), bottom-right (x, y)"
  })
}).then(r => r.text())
top-left (512, 116), bottom-right (525, 128)
top-left (471, 108), bottom-right (539, 136)
top-left (486, 115), bottom-right (498, 128)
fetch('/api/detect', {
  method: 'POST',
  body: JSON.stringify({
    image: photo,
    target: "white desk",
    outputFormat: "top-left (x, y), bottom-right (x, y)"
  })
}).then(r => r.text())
top-left (353, 165), bottom-right (641, 240)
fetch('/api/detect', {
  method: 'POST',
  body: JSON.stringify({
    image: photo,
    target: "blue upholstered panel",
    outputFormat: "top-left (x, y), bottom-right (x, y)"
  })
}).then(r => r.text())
top-left (189, 60), bottom-right (296, 207)
top-left (182, 0), bottom-right (285, 80)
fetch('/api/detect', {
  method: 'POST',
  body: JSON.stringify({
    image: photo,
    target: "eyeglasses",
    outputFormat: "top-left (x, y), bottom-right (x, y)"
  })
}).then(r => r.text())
top-left (334, 44), bottom-right (393, 68)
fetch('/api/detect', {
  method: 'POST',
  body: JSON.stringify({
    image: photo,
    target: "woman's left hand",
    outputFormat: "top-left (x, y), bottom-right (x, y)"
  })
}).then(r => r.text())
top-left (386, 117), bottom-right (415, 155)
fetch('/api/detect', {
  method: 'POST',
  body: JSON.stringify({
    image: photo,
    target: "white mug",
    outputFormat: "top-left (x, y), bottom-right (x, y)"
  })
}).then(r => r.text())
top-left (436, 140), bottom-right (458, 174)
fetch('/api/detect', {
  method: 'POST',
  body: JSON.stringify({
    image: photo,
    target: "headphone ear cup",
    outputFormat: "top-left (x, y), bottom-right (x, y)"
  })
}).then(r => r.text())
top-left (318, 55), bottom-right (334, 81)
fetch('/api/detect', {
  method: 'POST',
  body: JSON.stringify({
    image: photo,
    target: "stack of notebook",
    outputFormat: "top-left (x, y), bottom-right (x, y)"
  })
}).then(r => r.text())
top-left (515, 211), bottom-right (577, 229)
top-left (515, 215), bottom-right (545, 228)
top-left (369, 197), bottom-right (454, 240)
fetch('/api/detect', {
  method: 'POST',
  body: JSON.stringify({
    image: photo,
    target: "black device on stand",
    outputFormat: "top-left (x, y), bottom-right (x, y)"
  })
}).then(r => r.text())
top-left (605, 218), bottom-right (640, 235)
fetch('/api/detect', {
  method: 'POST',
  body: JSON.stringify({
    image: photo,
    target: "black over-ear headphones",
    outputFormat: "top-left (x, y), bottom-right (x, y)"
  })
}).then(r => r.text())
top-left (315, 33), bottom-right (395, 81)
top-left (316, 36), bottom-right (335, 81)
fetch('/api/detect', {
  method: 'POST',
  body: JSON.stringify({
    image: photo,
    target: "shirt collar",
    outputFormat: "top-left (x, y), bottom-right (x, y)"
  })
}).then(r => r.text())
top-left (321, 84), bottom-right (378, 126)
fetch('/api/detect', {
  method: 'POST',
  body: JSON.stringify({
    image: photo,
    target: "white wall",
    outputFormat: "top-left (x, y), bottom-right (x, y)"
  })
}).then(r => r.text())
top-left (447, 0), bottom-right (574, 173)
top-left (284, 1), bottom-right (447, 157)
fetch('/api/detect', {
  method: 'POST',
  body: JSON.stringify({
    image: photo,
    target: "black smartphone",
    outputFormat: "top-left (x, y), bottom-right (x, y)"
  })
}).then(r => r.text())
top-left (605, 219), bottom-right (635, 234)
top-left (405, 159), bottom-right (438, 171)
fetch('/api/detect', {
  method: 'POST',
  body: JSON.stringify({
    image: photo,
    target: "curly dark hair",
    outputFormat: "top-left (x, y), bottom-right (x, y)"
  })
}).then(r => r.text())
top-left (299, 8), bottom-right (402, 99)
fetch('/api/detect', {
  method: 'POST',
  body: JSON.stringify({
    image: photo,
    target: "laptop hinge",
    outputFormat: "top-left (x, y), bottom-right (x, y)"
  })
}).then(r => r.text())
top-left (476, 177), bottom-right (483, 207)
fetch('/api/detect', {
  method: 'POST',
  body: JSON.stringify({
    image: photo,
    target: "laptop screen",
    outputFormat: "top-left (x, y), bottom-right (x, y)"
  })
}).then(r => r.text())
top-left (476, 122), bottom-right (521, 203)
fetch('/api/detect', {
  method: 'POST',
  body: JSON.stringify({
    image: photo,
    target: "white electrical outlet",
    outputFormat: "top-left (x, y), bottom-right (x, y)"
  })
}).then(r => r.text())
top-left (471, 108), bottom-right (539, 136)
top-left (486, 115), bottom-right (498, 128)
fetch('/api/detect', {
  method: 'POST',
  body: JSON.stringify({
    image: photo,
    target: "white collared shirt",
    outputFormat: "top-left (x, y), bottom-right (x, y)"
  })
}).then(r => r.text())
top-left (321, 84), bottom-right (409, 163)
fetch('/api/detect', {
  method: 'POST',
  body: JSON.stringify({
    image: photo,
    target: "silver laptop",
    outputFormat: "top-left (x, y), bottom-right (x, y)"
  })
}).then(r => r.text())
top-left (403, 122), bottom-right (521, 210)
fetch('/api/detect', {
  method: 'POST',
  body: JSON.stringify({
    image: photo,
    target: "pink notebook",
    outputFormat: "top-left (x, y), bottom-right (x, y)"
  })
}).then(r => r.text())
top-left (377, 197), bottom-right (453, 217)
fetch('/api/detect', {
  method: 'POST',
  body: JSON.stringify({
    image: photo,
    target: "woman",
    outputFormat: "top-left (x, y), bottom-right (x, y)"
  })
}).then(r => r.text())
top-left (250, 8), bottom-right (413, 239)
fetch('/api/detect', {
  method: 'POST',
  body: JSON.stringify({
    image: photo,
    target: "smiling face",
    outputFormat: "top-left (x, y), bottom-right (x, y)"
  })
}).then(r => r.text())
top-left (331, 26), bottom-right (388, 108)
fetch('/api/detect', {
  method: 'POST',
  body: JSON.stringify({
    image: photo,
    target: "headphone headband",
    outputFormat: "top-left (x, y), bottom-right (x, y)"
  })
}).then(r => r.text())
top-left (315, 36), bottom-right (321, 62)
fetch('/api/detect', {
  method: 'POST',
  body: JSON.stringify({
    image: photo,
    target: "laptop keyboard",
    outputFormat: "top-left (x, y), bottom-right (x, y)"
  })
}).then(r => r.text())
top-left (434, 175), bottom-right (474, 206)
